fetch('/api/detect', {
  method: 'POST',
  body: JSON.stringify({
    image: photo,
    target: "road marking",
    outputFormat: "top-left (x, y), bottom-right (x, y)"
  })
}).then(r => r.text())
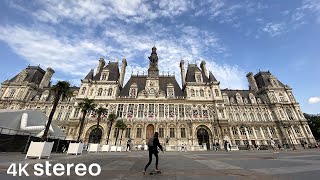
top-left (195, 160), bottom-right (242, 170)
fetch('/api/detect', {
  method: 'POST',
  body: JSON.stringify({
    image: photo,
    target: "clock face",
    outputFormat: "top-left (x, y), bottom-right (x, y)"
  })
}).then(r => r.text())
top-left (149, 88), bottom-right (155, 95)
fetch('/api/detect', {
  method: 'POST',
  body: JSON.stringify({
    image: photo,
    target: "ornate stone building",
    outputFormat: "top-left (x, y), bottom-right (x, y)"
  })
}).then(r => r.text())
top-left (0, 47), bottom-right (316, 149)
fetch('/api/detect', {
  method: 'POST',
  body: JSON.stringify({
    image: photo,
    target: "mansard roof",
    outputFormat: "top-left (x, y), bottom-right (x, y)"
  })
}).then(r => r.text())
top-left (83, 62), bottom-right (120, 81)
top-left (221, 89), bottom-right (256, 97)
top-left (119, 75), bottom-right (185, 97)
top-left (8, 66), bottom-right (45, 84)
top-left (254, 71), bottom-right (285, 88)
top-left (185, 64), bottom-right (210, 83)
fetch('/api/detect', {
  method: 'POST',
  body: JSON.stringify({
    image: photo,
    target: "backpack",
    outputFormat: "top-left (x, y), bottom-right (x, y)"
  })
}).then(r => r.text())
top-left (147, 137), bottom-right (154, 147)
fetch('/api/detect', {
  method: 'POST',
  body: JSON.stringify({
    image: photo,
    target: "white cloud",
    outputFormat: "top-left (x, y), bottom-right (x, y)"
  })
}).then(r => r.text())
top-left (262, 23), bottom-right (286, 37)
top-left (308, 97), bottom-right (320, 104)
top-left (0, 26), bottom-right (109, 78)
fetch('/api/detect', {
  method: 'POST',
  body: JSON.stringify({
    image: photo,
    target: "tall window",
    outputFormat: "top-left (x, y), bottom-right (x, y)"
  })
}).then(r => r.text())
top-left (159, 128), bottom-right (164, 138)
top-left (130, 88), bottom-right (136, 97)
top-left (97, 88), bottom-right (103, 96)
top-left (138, 104), bottom-right (144, 117)
top-left (180, 128), bottom-right (186, 138)
top-left (257, 113), bottom-right (263, 121)
top-left (102, 73), bottom-right (107, 80)
top-left (81, 87), bottom-right (86, 95)
top-left (208, 90), bottom-right (211, 97)
top-left (232, 127), bottom-right (237, 135)
top-left (190, 89), bottom-right (195, 97)
top-left (286, 109), bottom-right (294, 120)
top-left (57, 112), bottom-right (63, 121)
top-left (179, 104), bottom-right (184, 118)
top-left (149, 104), bottom-right (154, 115)
top-left (215, 89), bottom-right (219, 97)
top-left (136, 128), bottom-right (142, 138)
top-left (125, 128), bottom-right (131, 138)
top-left (250, 113), bottom-right (255, 121)
top-left (264, 113), bottom-right (270, 121)
top-left (243, 113), bottom-right (248, 121)
top-left (159, 104), bottom-right (164, 117)
top-left (169, 104), bottom-right (174, 117)
top-left (90, 89), bottom-right (94, 96)
top-left (74, 108), bottom-right (80, 118)
top-left (170, 128), bottom-right (175, 138)
top-left (107, 88), bottom-right (113, 96)
top-left (128, 104), bottom-right (134, 117)
top-left (229, 113), bottom-right (233, 121)
top-left (236, 113), bottom-right (240, 121)
top-left (196, 74), bottom-right (202, 82)
top-left (279, 93), bottom-right (285, 102)
top-left (117, 104), bottom-right (124, 117)
top-left (64, 112), bottom-right (71, 121)
top-left (200, 89), bottom-right (204, 97)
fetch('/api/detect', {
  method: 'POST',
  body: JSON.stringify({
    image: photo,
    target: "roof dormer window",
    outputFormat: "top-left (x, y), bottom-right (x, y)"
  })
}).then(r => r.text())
top-left (195, 73), bottom-right (202, 82)
top-left (101, 71), bottom-right (109, 81)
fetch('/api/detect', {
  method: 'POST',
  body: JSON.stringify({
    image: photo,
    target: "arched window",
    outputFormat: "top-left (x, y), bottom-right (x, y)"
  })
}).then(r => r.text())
top-left (190, 89), bottom-right (195, 97)
top-left (243, 113), bottom-right (248, 121)
top-left (196, 90), bottom-right (199, 96)
top-left (108, 88), bottom-right (113, 96)
top-left (90, 89), bottom-right (94, 96)
top-left (229, 113), bottom-right (233, 121)
top-left (97, 88), bottom-right (103, 96)
top-left (257, 113), bottom-right (262, 121)
top-left (264, 113), bottom-right (270, 121)
top-left (250, 113), bottom-right (255, 121)
top-left (200, 89), bottom-right (204, 97)
top-left (215, 89), bottom-right (219, 97)
top-left (81, 87), bottom-right (86, 95)
top-left (236, 113), bottom-right (240, 121)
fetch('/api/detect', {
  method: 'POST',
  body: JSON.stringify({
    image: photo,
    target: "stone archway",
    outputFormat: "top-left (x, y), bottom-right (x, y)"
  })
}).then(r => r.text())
top-left (146, 124), bottom-right (154, 140)
top-left (88, 128), bottom-right (102, 143)
top-left (196, 125), bottom-right (213, 150)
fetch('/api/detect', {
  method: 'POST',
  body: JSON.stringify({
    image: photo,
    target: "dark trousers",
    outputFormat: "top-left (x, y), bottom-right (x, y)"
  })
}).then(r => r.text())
top-left (144, 150), bottom-right (159, 171)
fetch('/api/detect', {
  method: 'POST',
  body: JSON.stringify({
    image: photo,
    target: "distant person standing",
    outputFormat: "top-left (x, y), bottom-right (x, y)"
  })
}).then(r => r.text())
top-left (143, 132), bottom-right (163, 174)
top-left (127, 138), bottom-right (132, 152)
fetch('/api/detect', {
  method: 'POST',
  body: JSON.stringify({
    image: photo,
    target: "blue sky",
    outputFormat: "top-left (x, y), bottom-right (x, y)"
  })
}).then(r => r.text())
top-left (0, 0), bottom-right (319, 114)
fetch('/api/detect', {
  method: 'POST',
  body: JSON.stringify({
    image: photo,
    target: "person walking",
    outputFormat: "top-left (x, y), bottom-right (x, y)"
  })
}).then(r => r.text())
top-left (127, 138), bottom-right (132, 152)
top-left (143, 132), bottom-right (163, 174)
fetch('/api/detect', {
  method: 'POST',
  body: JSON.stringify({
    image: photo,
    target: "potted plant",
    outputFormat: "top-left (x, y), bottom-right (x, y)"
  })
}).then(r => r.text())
top-left (26, 81), bottom-right (71, 159)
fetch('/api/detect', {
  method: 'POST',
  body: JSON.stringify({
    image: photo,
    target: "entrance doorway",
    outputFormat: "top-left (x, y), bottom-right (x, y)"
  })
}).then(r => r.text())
top-left (146, 124), bottom-right (154, 140)
top-left (88, 128), bottom-right (102, 143)
top-left (197, 128), bottom-right (210, 150)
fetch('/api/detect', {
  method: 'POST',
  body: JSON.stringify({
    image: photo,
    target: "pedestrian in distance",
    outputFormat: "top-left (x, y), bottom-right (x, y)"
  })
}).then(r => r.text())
top-left (143, 132), bottom-right (164, 175)
top-left (270, 138), bottom-right (278, 153)
top-left (127, 138), bottom-right (132, 152)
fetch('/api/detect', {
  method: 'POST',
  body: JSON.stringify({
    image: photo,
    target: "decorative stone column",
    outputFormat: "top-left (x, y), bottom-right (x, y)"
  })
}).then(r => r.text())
top-left (229, 127), bottom-right (236, 145)
top-left (290, 126), bottom-right (298, 144)
top-left (252, 127), bottom-right (258, 145)
top-left (260, 127), bottom-right (267, 145)
top-left (237, 127), bottom-right (244, 145)
top-left (267, 127), bottom-right (272, 139)
top-left (244, 127), bottom-right (252, 145)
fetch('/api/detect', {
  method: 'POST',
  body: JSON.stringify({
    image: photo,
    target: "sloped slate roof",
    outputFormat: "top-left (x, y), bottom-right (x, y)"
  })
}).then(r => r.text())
top-left (209, 71), bottom-right (217, 82)
top-left (254, 71), bottom-right (285, 88)
top-left (119, 75), bottom-right (185, 97)
top-left (9, 66), bottom-right (45, 84)
top-left (185, 64), bottom-right (210, 82)
top-left (0, 110), bottom-right (65, 138)
top-left (93, 62), bottom-right (120, 81)
top-left (221, 89), bottom-right (256, 97)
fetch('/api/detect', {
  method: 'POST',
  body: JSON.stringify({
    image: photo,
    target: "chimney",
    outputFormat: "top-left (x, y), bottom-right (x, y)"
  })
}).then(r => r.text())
top-left (96, 58), bottom-right (105, 75)
top-left (39, 67), bottom-right (55, 89)
top-left (200, 60), bottom-right (209, 78)
top-left (246, 72), bottom-right (258, 92)
top-left (180, 60), bottom-right (186, 87)
top-left (119, 58), bottom-right (127, 87)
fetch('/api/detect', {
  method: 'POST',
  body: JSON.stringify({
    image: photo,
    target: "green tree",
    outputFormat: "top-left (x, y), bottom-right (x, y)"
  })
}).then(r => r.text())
top-left (77, 98), bottom-right (96, 142)
top-left (304, 113), bottom-right (320, 140)
top-left (118, 120), bottom-right (127, 145)
top-left (106, 113), bottom-right (116, 144)
top-left (95, 107), bottom-right (107, 129)
top-left (42, 81), bottom-right (71, 141)
top-left (114, 120), bottom-right (126, 145)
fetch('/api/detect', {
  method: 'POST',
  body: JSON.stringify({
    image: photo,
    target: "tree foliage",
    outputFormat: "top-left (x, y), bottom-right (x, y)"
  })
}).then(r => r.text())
top-left (304, 113), bottom-right (320, 140)
top-left (77, 98), bottom-right (96, 142)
